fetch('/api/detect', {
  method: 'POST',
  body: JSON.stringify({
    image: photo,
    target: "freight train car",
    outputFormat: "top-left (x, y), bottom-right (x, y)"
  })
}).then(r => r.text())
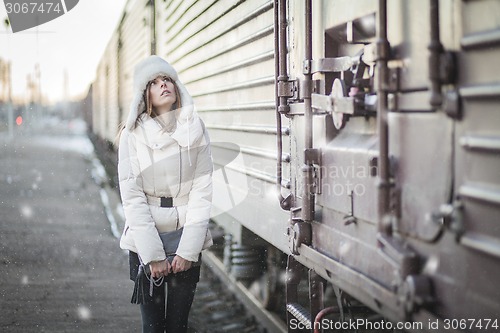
top-left (91, 0), bottom-right (500, 332)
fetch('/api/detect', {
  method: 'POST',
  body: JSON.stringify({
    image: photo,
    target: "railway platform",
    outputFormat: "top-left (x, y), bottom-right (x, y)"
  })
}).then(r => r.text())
top-left (0, 119), bottom-right (140, 332)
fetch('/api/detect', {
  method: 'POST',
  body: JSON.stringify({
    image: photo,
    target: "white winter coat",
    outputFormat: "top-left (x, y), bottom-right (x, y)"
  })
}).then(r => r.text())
top-left (118, 55), bottom-right (213, 264)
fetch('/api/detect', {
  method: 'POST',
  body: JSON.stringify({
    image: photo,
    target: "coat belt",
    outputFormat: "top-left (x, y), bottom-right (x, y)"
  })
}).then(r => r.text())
top-left (146, 195), bottom-right (189, 207)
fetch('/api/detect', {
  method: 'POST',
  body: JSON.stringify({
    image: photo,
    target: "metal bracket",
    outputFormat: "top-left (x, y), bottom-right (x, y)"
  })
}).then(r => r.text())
top-left (432, 201), bottom-right (464, 238)
top-left (278, 80), bottom-right (296, 98)
top-left (443, 89), bottom-right (461, 120)
top-left (280, 192), bottom-right (294, 211)
top-left (311, 93), bottom-right (333, 112)
top-left (376, 39), bottom-right (391, 61)
top-left (277, 78), bottom-right (324, 105)
top-left (387, 67), bottom-right (400, 93)
top-left (439, 51), bottom-right (457, 85)
top-left (310, 56), bottom-right (354, 73)
top-left (311, 79), bottom-right (357, 129)
top-left (343, 191), bottom-right (358, 225)
top-left (311, 94), bottom-right (356, 114)
top-left (304, 148), bottom-right (321, 165)
top-left (377, 232), bottom-right (420, 280)
top-left (303, 59), bottom-right (312, 75)
top-left (305, 148), bottom-right (322, 195)
top-left (288, 221), bottom-right (312, 255)
top-left (369, 156), bottom-right (378, 177)
top-left (313, 167), bottom-right (322, 195)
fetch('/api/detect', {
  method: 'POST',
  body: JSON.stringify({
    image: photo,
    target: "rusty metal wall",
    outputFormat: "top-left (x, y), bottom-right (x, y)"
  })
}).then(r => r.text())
top-left (284, 0), bottom-right (500, 326)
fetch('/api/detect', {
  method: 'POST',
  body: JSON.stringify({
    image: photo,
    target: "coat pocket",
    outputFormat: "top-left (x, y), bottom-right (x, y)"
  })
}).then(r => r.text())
top-left (149, 205), bottom-right (178, 233)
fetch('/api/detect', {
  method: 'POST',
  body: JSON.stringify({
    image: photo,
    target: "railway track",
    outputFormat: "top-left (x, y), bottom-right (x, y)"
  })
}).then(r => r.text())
top-left (189, 265), bottom-right (265, 333)
top-left (190, 246), bottom-right (287, 333)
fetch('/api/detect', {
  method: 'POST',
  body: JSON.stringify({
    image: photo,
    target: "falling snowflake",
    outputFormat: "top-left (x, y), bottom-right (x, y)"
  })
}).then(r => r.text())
top-left (77, 305), bottom-right (92, 320)
top-left (20, 205), bottom-right (33, 219)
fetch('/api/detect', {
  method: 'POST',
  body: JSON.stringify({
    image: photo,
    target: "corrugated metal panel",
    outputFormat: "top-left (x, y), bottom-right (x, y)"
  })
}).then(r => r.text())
top-left (118, 0), bottom-right (152, 133)
top-left (103, 32), bottom-right (120, 142)
top-left (88, 0), bottom-right (299, 255)
top-left (456, 0), bottom-right (500, 248)
top-left (461, 0), bottom-right (500, 35)
top-left (92, 0), bottom-right (152, 142)
top-left (442, 2), bottom-right (500, 321)
top-left (160, 0), bottom-right (276, 136)
top-left (92, 63), bottom-right (104, 138)
top-left (157, 0), bottom-right (288, 242)
top-left (92, 30), bottom-right (119, 142)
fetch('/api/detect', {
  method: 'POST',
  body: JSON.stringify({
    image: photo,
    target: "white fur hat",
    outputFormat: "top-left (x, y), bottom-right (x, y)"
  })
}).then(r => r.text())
top-left (125, 55), bottom-right (194, 130)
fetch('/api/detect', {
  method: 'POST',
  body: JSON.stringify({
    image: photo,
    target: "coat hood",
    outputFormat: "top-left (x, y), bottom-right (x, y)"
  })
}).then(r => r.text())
top-left (125, 55), bottom-right (196, 132)
top-left (125, 55), bottom-right (204, 155)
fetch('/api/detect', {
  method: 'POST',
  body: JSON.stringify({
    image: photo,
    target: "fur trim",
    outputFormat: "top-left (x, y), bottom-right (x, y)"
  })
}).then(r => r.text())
top-left (125, 55), bottom-right (194, 130)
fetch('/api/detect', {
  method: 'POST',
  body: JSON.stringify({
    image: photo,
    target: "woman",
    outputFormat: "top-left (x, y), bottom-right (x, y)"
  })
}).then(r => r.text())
top-left (118, 55), bottom-right (213, 333)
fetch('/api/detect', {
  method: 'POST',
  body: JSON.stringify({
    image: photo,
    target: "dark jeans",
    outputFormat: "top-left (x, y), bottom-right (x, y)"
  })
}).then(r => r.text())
top-left (129, 251), bottom-right (201, 333)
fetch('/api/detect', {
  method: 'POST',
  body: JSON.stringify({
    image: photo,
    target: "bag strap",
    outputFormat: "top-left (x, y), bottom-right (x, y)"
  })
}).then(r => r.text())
top-left (138, 254), bottom-right (164, 296)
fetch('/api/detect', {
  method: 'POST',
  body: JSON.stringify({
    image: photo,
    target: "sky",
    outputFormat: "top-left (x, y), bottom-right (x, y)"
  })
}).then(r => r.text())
top-left (0, 0), bottom-right (128, 104)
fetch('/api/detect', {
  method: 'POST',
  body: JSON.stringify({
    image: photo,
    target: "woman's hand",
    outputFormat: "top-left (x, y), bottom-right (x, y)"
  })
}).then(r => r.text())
top-left (171, 255), bottom-right (192, 273)
top-left (149, 259), bottom-right (169, 278)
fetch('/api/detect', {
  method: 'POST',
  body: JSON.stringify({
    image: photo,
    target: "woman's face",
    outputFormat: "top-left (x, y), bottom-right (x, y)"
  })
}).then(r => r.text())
top-left (149, 76), bottom-right (177, 111)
